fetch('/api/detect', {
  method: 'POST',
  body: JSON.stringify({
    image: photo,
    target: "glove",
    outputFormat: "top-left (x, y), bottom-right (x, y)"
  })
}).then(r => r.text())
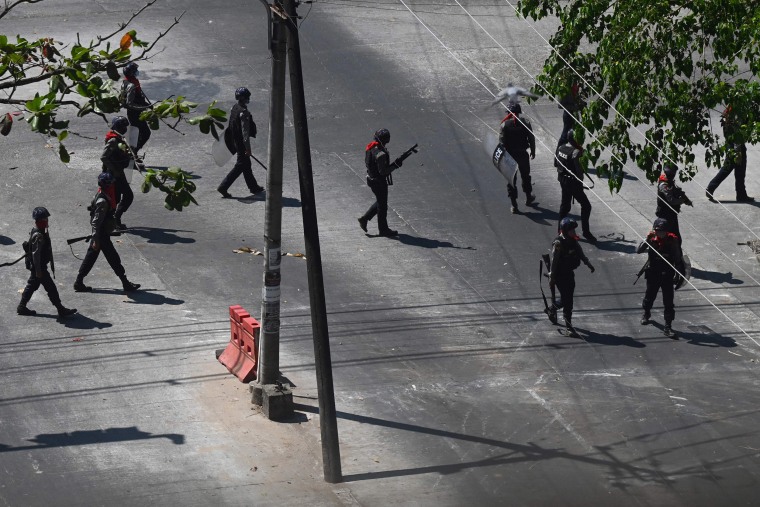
top-left (530, 151), bottom-right (535, 160)
top-left (587, 263), bottom-right (595, 273)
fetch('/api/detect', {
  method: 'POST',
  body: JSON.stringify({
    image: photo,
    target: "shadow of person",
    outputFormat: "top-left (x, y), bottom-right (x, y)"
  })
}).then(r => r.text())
top-left (672, 324), bottom-right (738, 347)
top-left (393, 233), bottom-right (476, 250)
top-left (125, 227), bottom-right (195, 245)
top-left (595, 232), bottom-right (638, 254)
top-left (60, 313), bottom-right (113, 330)
top-left (576, 328), bottom-right (646, 348)
top-left (521, 204), bottom-right (561, 227)
top-left (124, 289), bottom-right (184, 306)
top-left (0, 235), bottom-right (15, 246)
top-left (690, 267), bottom-right (742, 285)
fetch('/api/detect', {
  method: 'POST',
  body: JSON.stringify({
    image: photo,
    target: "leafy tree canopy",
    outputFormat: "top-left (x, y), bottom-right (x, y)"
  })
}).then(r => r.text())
top-left (518, 0), bottom-right (760, 191)
top-left (0, 0), bottom-right (227, 209)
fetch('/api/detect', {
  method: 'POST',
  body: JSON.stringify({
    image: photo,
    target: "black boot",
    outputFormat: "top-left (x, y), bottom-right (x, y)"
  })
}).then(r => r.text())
top-left (510, 198), bottom-right (519, 214)
top-left (664, 322), bottom-right (675, 338)
top-left (545, 305), bottom-right (558, 324)
top-left (358, 217), bottom-right (368, 232)
top-left (74, 278), bottom-right (92, 292)
top-left (565, 319), bottom-right (580, 338)
top-left (640, 310), bottom-right (651, 325)
top-left (17, 303), bottom-right (36, 316)
top-left (121, 276), bottom-right (141, 292)
top-left (582, 231), bottom-right (597, 244)
top-left (56, 304), bottom-right (77, 319)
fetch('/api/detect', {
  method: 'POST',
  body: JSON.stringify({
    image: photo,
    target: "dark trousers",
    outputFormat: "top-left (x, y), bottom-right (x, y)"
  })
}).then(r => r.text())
top-left (643, 271), bottom-right (675, 324)
top-left (559, 178), bottom-right (592, 233)
top-left (361, 177), bottom-right (390, 233)
top-left (506, 149), bottom-right (532, 200)
top-left (21, 269), bottom-right (61, 307)
top-left (219, 152), bottom-right (259, 193)
top-left (558, 110), bottom-right (575, 149)
top-left (127, 109), bottom-right (151, 152)
top-left (553, 272), bottom-right (575, 323)
top-left (114, 174), bottom-right (133, 219)
top-left (77, 235), bottom-right (126, 281)
top-left (707, 145), bottom-right (748, 198)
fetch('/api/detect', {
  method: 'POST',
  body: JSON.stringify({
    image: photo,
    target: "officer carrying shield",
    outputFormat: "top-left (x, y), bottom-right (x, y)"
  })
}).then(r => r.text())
top-left (499, 102), bottom-right (535, 213)
top-left (217, 87), bottom-right (264, 198)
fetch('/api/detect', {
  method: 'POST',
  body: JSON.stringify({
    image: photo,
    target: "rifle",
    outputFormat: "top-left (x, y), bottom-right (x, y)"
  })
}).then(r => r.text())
top-left (633, 259), bottom-right (649, 285)
top-left (540, 254), bottom-right (557, 324)
top-left (66, 231), bottom-right (125, 245)
top-left (49, 231), bottom-right (55, 279)
top-left (391, 144), bottom-right (419, 171)
top-left (0, 254), bottom-right (25, 268)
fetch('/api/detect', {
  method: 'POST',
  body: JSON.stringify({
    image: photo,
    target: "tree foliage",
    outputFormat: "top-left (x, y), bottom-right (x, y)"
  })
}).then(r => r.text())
top-left (0, 0), bottom-right (227, 208)
top-left (518, 0), bottom-right (760, 191)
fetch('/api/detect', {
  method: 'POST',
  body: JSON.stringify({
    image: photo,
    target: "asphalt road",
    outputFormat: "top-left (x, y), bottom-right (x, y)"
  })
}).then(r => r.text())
top-left (1, 1), bottom-right (759, 506)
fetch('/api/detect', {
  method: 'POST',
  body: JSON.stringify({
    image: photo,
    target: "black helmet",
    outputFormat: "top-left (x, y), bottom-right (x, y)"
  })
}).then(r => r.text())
top-left (653, 218), bottom-right (668, 231)
top-left (374, 128), bottom-right (390, 145)
top-left (235, 87), bottom-right (251, 101)
top-left (508, 101), bottom-right (522, 115)
top-left (123, 62), bottom-right (139, 77)
top-left (111, 116), bottom-right (129, 134)
top-left (98, 172), bottom-right (115, 186)
top-left (567, 129), bottom-right (579, 145)
top-left (663, 164), bottom-right (678, 180)
top-left (560, 217), bottom-right (578, 233)
top-left (32, 206), bottom-right (50, 220)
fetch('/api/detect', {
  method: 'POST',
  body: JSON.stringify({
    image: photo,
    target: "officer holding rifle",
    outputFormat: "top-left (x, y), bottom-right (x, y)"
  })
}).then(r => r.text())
top-left (358, 128), bottom-right (418, 237)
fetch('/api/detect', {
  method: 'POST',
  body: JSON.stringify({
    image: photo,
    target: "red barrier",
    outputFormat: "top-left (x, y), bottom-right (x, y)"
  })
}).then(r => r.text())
top-left (219, 305), bottom-right (259, 383)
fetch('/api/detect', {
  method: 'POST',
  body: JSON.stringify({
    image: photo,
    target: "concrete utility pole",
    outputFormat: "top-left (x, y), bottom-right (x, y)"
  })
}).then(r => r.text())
top-left (283, 0), bottom-right (342, 484)
top-left (257, 2), bottom-right (287, 386)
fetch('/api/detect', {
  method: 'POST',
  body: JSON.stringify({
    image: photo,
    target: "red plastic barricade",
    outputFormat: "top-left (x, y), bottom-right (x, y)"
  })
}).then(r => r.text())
top-left (218, 305), bottom-right (260, 383)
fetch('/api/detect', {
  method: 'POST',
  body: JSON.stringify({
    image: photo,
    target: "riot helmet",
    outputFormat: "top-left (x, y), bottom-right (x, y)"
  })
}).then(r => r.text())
top-left (653, 217), bottom-right (668, 231)
top-left (508, 101), bottom-right (522, 115)
top-left (374, 128), bottom-right (390, 145)
top-left (32, 206), bottom-right (50, 220)
top-left (663, 164), bottom-right (678, 181)
top-left (110, 116), bottom-right (129, 135)
top-left (560, 217), bottom-right (578, 234)
top-left (98, 172), bottom-right (115, 187)
top-left (123, 62), bottom-right (139, 77)
top-left (235, 87), bottom-right (251, 103)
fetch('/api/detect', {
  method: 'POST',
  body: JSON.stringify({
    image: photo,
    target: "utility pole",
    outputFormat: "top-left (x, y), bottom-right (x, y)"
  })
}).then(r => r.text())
top-left (257, 1), bottom-right (288, 386)
top-left (283, 0), bottom-right (342, 484)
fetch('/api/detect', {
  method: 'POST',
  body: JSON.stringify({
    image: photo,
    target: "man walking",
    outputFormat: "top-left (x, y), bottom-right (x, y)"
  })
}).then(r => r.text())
top-left (499, 102), bottom-right (536, 213)
top-left (358, 128), bottom-right (404, 237)
top-left (555, 129), bottom-right (596, 243)
top-left (218, 87), bottom-right (264, 198)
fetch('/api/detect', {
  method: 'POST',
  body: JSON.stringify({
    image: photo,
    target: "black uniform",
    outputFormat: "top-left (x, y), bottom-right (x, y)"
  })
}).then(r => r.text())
top-left (121, 78), bottom-right (151, 151)
top-left (360, 140), bottom-right (400, 235)
top-left (707, 118), bottom-right (750, 200)
top-left (499, 112), bottom-right (535, 202)
top-left (218, 102), bottom-right (262, 195)
top-left (557, 92), bottom-right (581, 149)
top-left (637, 231), bottom-right (682, 325)
top-left (76, 191), bottom-right (129, 284)
top-left (549, 233), bottom-right (591, 327)
top-left (555, 142), bottom-right (592, 235)
top-left (101, 133), bottom-right (134, 224)
top-left (19, 227), bottom-right (63, 309)
top-left (655, 176), bottom-right (689, 242)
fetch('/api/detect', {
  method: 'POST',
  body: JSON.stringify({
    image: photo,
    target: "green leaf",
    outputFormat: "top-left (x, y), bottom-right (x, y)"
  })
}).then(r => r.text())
top-left (58, 130), bottom-right (68, 142)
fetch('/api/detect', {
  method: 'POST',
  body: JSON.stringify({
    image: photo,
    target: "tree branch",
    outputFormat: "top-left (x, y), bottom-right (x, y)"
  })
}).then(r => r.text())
top-left (0, 68), bottom-right (67, 90)
top-left (91, 0), bottom-right (159, 49)
top-left (0, 0), bottom-right (44, 20)
top-left (133, 11), bottom-right (186, 60)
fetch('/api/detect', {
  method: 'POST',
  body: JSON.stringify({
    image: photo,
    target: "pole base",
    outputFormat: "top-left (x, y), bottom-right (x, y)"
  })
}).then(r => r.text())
top-left (251, 383), bottom-right (294, 421)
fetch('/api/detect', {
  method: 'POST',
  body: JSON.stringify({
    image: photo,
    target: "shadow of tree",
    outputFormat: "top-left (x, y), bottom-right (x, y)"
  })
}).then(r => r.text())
top-left (0, 235), bottom-right (15, 246)
top-left (391, 233), bottom-right (476, 250)
top-left (0, 426), bottom-right (184, 453)
top-left (125, 227), bottom-right (195, 245)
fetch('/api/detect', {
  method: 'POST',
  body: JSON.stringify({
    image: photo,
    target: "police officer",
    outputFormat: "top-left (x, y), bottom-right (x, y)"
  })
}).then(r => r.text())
top-left (120, 62), bottom-right (151, 155)
top-left (217, 87), bottom-right (264, 198)
top-left (499, 102), bottom-right (535, 213)
top-left (656, 164), bottom-right (692, 243)
top-left (358, 128), bottom-right (403, 237)
top-left (555, 129), bottom-right (596, 243)
top-left (549, 217), bottom-right (595, 337)
top-left (17, 207), bottom-right (77, 318)
top-left (637, 217), bottom-right (683, 337)
top-left (74, 172), bottom-right (140, 293)
top-left (102, 116), bottom-right (136, 230)
top-left (557, 84), bottom-right (583, 149)
top-left (706, 106), bottom-right (754, 203)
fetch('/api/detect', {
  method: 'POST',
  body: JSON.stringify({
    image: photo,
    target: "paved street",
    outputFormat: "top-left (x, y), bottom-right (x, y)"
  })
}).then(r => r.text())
top-left (1, 1), bottom-right (759, 505)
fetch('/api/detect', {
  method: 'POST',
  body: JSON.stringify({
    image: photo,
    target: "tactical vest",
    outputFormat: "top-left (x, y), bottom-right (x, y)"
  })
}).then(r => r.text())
top-left (552, 235), bottom-right (582, 273)
top-left (365, 145), bottom-right (390, 181)
top-left (555, 144), bottom-right (582, 180)
top-left (229, 103), bottom-right (255, 151)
